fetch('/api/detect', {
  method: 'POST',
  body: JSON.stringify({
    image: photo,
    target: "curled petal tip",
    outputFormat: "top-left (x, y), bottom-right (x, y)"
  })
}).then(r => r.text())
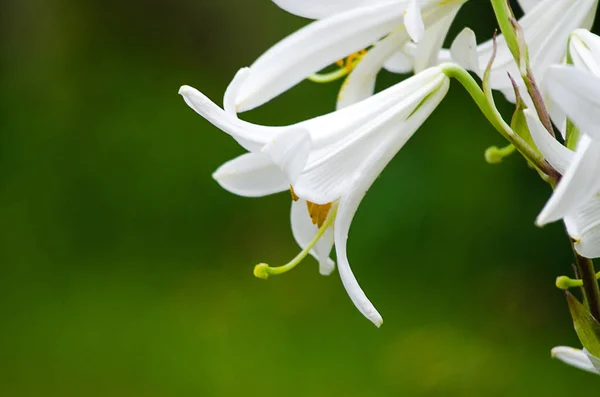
top-left (178, 85), bottom-right (194, 96)
top-left (211, 169), bottom-right (222, 181)
top-left (319, 259), bottom-right (336, 276)
top-left (373, 315), bottom-right (383, 328)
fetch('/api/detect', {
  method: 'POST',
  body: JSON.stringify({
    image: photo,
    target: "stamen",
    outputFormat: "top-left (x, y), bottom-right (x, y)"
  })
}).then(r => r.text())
top-left (308, 50), bottom-right (368, 83)
top-left (556, 272), bottom-right (600, 290)
top-left (484, 144), bottom-right (516, 164)
top-left (254, 203), bottom-right (338, 280)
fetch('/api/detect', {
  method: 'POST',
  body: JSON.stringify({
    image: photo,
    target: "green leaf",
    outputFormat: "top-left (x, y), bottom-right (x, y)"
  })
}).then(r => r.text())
top-left (566, 292), bottom-right (600, 358)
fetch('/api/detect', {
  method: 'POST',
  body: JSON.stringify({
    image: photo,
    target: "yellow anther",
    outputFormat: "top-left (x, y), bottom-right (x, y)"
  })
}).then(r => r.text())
top-left (290, 186), bottom-right (300, 202)
top-left (306, 201), bottom-right (333, 228)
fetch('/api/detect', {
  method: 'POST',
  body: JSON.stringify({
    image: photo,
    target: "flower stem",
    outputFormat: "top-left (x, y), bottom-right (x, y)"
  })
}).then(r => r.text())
top-left (489, 0), bottom-right (520, 58)
top-left (571, 239), bottom-right (600, 322)
top-left (440, 63), bottom-right (556, 179)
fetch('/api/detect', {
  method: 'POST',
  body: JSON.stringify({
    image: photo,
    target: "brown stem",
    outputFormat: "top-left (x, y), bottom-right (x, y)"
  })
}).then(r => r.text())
top-left (572, 239), bottom-right (600, 321)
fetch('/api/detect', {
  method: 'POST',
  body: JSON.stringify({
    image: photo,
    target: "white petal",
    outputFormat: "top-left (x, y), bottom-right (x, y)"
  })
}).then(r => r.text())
top-left (552, 346), bottom-right (599, 374)
top-left (271, 0), bottom-right (385, 19)
top-left (332, 78), bottom-right (449, 326)
top-left (570, 30), bottom-right (600, 76)
top-left (545, 66), bottom-right (600, 140)
top-left (334, 190), bottom-right (382, 327)
top-left (223, 68), bottom-right (250, 116)
top-left (517, 0), bottom-right (543, 13)
top-left (450, 28), bottom-right (481, 77)
top-left (295, 73), bottom-right (449, 204)
top-left (572, 30), bottom-right (600, 71)
top-left (404, 0), bottom-right (424, 43)
top-left (537, 135), bottom-right (600, 225)
top-left (524, 109), bottom-right (573, 174)
top-left (565, 194), bottom-right (600, 258)
top-left (179, 85), bottom-right (281, 152)
top-left (212, 152), bottom-right (289, 197)
top-left (412, 5), bottom-right (461, 73)
top-left (337, 29), bottom-right (409, 109)
top-left (262, 129), bottom-right (312, 185)
top-left (236, 1), bottom-right (414, 112)
top-left (383, 50), bottom-right (414, 74)
top-left (291, 199), bottom-right (335, 275)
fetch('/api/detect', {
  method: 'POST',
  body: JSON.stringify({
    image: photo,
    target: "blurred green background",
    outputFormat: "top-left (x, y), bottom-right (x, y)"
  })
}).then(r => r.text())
top-left (1, 0), bottom-right (599, 396)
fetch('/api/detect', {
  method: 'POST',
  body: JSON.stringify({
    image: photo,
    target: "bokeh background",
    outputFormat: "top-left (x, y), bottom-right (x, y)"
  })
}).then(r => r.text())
top-left (1, 0), bottom-right (599, 396)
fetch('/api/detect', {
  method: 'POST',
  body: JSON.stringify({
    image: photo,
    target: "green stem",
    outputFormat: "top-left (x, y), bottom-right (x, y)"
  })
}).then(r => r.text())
top-left (440, 63), bottom-right (555, 178)
top-left (489, 0), bottom-right (520, 62)
top-left (572, 240), bottom-right (600, 322)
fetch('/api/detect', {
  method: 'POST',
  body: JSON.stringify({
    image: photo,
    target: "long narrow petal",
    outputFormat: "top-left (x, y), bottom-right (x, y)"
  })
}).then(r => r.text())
top-left (537, 135), bottom-right (600, 225)
top-left (524, 109), bottom-right (573, 174)
top-left (334, 188), bottom-right (383, 327)
top-left (179, 85), bottom-right (283, 151)
top-left (212, 153), bottom-right (289, 197)
top-left (551, 346), bottom-right (599, 374)
top-left (291, 199), bottom-right (335, 275)
top-left (449, 28), bottom-right (481, 76)
top-left (236, 1), bottom-right (414, 112)
top-left (332, 78), bottom-right (449, 326)
top-left (404, 0), bottom-right (424, 43)
top-left (545, 66), bottom-right (600, 139)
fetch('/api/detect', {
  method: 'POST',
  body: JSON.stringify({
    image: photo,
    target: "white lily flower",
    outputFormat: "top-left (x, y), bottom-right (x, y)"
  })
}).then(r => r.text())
top-left (235, 0), bottom-right (466, 112)
top-left (405, 0), bottom-right (598, 103)
top-left (552, 346), bottom-right (600, 374)
top-left (179, 66), bottom-right (450, 326)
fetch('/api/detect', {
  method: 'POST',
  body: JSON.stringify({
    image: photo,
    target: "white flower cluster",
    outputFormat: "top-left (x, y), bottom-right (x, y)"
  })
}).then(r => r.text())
top-left (178, 0), bottom-right (600, 372)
